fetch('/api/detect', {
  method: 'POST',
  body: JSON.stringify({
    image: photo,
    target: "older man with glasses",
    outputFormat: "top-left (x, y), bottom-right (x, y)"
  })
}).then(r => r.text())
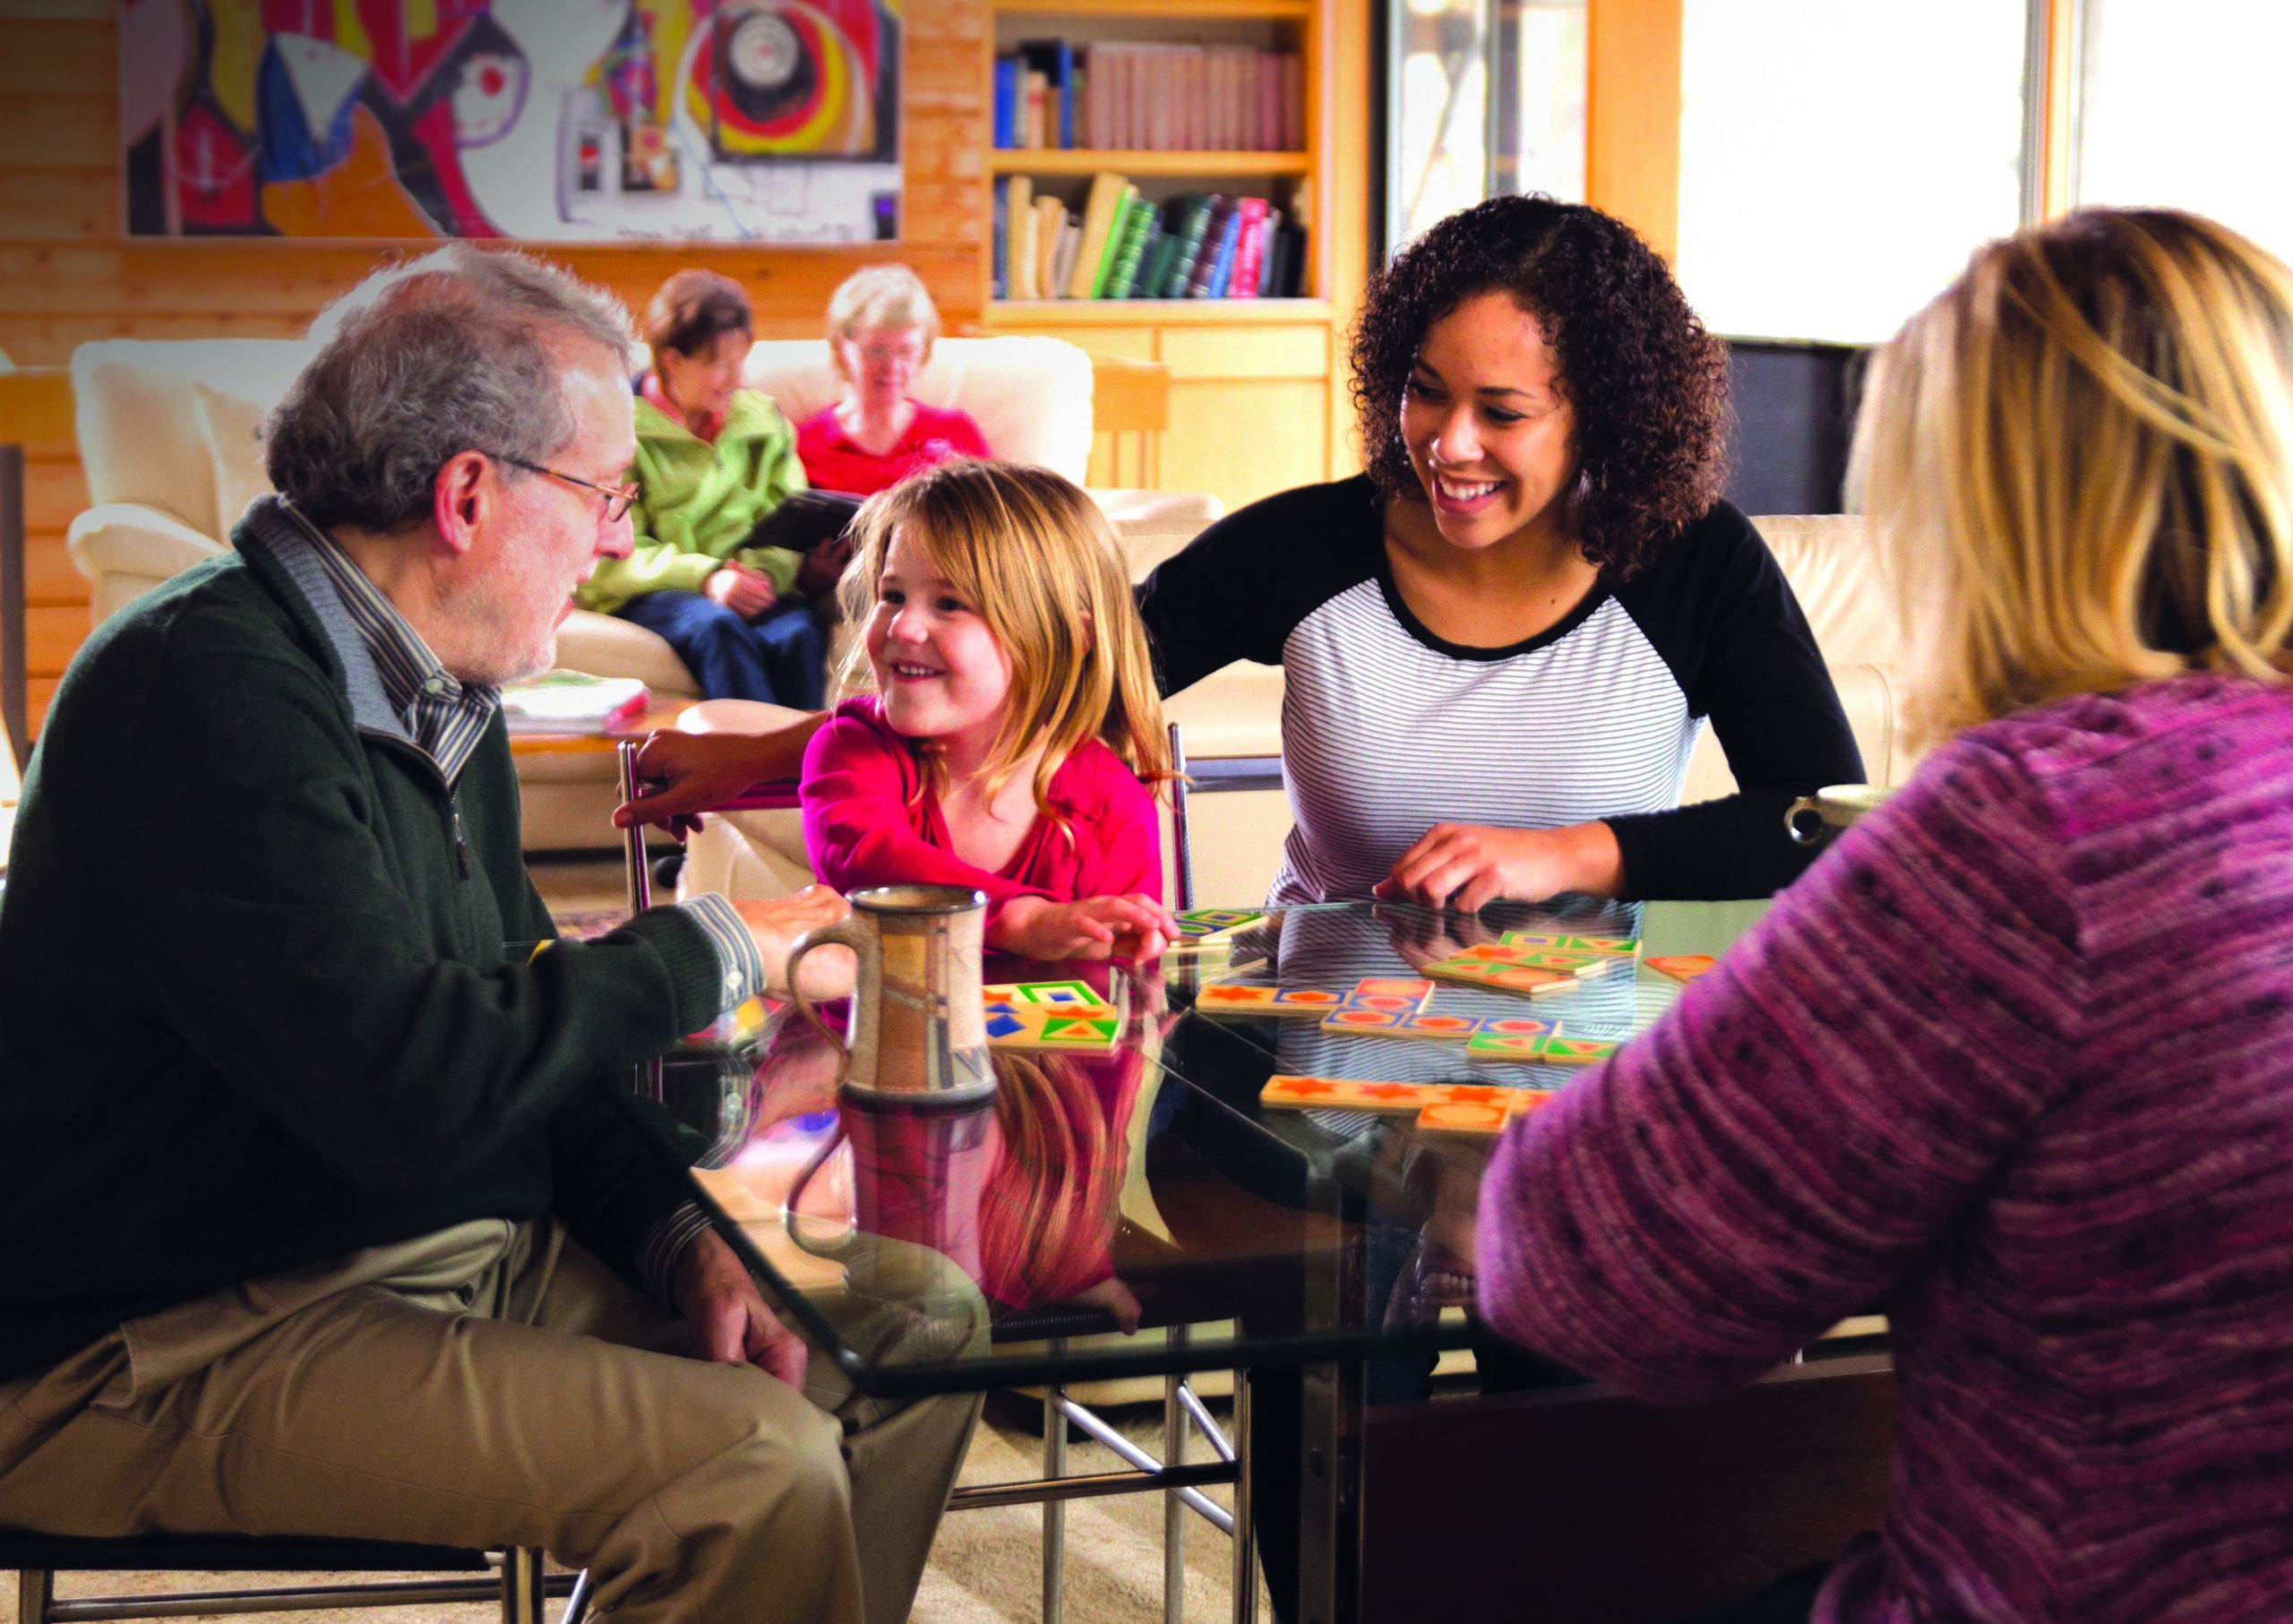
top-left (0, 245), bottom-right (978, 1624)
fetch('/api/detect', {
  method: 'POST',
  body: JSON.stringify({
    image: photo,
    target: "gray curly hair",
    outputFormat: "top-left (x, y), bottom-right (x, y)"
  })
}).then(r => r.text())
top-left (263, 244), bottom-right (633, 533)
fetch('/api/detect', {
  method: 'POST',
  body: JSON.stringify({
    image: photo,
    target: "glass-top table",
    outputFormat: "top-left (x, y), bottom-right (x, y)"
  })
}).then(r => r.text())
top-left (607, 894), bottom-right (1775, 1396)
top-left (600, 893), bottom-right (1829, 1624)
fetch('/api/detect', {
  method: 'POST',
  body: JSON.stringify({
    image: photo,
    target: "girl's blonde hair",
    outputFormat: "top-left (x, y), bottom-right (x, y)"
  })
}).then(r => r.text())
top-left (825, 264), bottom-right (941, 376)
top-left (837, 459), bottom-right (1172, 807)
top-left (1852, 208), bottom-right (2293, 747)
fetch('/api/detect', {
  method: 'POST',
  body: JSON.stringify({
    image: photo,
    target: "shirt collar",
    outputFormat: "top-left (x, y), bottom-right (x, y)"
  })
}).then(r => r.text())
top-left (273, 499), bottom-right (501, 786)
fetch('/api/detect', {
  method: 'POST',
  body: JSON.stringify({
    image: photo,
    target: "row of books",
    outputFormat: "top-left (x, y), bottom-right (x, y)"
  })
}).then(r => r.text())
top-left (992, 41), bottom-right (1306, 153)
top-left (993, 174), bottom-right (1306, 302)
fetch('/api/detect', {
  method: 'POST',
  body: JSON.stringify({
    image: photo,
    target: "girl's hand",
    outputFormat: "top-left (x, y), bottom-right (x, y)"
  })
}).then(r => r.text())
top-left (992, 894), bottom-right (1181, 961)
top-left (1374, 821), bottom-right (1625, 913)
top-left (705, 563), bottom-right (778, 620)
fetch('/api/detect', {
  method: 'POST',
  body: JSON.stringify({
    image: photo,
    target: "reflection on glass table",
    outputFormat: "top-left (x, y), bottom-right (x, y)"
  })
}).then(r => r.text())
top-left (611, 897), bottom-right (1776, 1398)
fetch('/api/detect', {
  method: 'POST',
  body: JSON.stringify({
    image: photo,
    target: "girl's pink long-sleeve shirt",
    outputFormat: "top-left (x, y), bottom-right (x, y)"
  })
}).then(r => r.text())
top-left (800, 697), bottom-right (1163, 920)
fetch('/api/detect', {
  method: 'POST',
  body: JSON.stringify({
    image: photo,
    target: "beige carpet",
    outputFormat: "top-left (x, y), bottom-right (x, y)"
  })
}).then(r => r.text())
top-left (4, 1398), bottom-right (1266, 1624)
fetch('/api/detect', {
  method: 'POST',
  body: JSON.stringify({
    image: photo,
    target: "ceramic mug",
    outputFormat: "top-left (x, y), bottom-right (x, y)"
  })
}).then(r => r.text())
top-left (785, 883), bottom-right (996, 1105)
top-left (1785, 783), bottom-right (1893, 846)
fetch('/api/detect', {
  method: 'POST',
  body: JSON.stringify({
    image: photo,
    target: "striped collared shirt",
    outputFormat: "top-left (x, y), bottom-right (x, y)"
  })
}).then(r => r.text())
top-left (274, 501), bottom-right (761, 1303)
top-left (283, 503), bottom-right (500, 788)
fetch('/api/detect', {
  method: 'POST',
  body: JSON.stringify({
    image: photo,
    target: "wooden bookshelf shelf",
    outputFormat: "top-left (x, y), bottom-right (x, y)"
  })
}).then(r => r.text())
top-left (990, 149), bottom-right (1311, 177)
top-left (982, 297), bottom-right (1332, 326)
top-left (979, 0), bottom-right (1369, 513)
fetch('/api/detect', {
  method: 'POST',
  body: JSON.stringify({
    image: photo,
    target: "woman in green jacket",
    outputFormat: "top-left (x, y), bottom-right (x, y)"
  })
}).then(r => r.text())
top-left (575, 270), bottom-right (851, 706)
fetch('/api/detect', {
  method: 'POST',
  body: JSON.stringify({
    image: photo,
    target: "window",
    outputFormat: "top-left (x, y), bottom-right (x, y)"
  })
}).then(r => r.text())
top-left (1387, 0), bottom-right (1586, 253)
top-left (1674, 0), bottom-right (2029, 344)
top-left (2075, 0), bottom-right (2293, 264)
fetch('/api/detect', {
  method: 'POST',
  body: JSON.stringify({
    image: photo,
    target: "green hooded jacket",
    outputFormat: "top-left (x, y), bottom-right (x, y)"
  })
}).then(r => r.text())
top-left (575, 387), bottom-right (809, 615)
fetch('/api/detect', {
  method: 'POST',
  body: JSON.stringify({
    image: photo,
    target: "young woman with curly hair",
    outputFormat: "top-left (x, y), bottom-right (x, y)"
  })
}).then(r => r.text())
top-left (1138, 194), bottom-right (1864, 905)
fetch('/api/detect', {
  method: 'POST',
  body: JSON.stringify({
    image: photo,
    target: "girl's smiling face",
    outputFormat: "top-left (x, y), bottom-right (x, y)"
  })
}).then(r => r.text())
top-left (865, 527), bottom-right (1014, 758)
top-left (1399, 289), bottom-right (1579, 551)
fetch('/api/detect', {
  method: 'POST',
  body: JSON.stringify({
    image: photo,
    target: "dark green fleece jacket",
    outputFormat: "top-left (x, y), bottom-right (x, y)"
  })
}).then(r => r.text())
top-left (0, 511), bottom-right (727, 1383)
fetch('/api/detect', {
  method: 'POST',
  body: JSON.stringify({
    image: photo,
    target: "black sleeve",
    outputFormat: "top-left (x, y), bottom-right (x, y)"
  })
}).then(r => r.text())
top-left (1606, 503), bottom-right (1866, 899)
top-left (1133, 477), bottom-right (1386, 697)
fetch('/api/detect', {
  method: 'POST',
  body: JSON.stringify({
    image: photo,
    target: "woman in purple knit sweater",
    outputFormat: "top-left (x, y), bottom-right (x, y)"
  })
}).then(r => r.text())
top-left (1478, 208), bottom-right (2293, 1624)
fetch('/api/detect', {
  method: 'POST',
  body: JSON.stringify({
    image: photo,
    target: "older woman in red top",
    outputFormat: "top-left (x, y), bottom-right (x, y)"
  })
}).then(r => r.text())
top-left (794, 266), bottom-right (992, 498)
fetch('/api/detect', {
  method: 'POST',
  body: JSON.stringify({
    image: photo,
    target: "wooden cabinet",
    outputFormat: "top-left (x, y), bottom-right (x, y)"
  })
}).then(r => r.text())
top-left (975, 0), bottom-right (1371, 513)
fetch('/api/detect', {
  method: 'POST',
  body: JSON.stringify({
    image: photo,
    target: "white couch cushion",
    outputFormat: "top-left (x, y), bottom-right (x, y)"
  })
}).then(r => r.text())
top-left (73, 339), bottom-right (311, 537)
top-left (194, 380), bottom-right (278, 535)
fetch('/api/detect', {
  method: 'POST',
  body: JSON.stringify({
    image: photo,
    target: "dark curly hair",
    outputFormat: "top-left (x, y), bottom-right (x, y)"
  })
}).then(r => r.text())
top-left (1351, 195), bottom-right (1730, 580)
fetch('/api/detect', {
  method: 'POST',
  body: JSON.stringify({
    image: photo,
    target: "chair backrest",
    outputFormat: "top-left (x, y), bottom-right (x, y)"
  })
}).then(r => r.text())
top-left (742, 335), bottom-right (1096, 485)
top-left (72, 339), bottom-right (314, 540)
top-left (1748, 512), bottom-right (1899, 675)
top-left (1086, 354), bottom-right (1170, 489)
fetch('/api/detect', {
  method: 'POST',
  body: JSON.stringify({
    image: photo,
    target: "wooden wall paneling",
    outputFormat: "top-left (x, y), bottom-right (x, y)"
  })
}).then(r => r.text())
top-left (0, 19), bottom-right (105, 96)
top-left (1586, 0), bottom-right (1683, 262)
top-left (1319, 0), bottom-right (1372, 477)
top-left (24, 535), bottom-right (82, 606)
top-left (0, 0), bottom-right (1000, 731)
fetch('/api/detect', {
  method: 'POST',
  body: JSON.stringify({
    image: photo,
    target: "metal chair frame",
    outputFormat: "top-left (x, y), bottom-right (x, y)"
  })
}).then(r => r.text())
top-left (614, 730), bottom-right (1267, 1624)
top-left (4, 1537), bottom-right (576, 1624)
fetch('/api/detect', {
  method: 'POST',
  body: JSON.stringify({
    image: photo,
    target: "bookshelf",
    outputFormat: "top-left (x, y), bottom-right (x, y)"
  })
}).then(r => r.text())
top-left (976, 0), bottom-right (1371, 512)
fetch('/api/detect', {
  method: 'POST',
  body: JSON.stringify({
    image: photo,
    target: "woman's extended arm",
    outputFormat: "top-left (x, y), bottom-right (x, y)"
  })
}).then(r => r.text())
top-left (1601, 506), bottom-right (1862, 898)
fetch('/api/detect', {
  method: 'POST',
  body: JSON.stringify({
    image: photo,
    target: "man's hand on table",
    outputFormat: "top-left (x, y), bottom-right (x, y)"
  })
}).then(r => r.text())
top-left (613, 716), bottom-right (828, 838)
top-left (674, 1229), bottom-right (809, 1388)
top-left (737, 886), bottom-right (856, 1000)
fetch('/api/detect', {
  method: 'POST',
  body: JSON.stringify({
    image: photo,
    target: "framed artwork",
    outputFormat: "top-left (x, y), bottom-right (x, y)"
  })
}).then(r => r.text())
top-left (119, 0), bottom-right (903, 242)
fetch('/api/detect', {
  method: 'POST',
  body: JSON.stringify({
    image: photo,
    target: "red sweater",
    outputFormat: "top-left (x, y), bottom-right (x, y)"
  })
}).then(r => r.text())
top-left (794, 402), bottom-right (991, 497)
top-left (800, 697), bottom-right (1163, 924)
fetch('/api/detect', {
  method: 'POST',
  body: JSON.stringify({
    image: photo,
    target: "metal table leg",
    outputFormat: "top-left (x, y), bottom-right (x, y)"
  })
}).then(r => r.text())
top-left (1044, 1336), bottom-right (1068, 1624)
top-left (1165, 1326), bottom-right (1189, 1624)
top-left (1232, 1367), bottom-right (1257, 1624)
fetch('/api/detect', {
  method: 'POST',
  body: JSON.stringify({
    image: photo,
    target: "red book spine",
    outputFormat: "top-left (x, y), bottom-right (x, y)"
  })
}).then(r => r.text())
top-left (1227, 197), bottom-right (1270, 299)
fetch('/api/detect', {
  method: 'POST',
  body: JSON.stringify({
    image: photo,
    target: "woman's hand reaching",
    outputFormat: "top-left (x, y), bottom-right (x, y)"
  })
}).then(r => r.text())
top-left (1374, 821), bottom-right (1624, 913)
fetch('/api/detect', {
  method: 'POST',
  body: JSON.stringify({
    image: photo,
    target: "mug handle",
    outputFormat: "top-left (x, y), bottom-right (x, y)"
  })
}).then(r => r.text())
top-left (786, 915), bottom-right (868, 1077)
top-left (782, 1119), bottom-right (856, 1261)
top-left (1785, 795), bottom-right (1829, 847)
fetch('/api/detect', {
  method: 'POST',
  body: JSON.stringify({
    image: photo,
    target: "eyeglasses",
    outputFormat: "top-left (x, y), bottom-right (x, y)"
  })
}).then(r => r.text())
top-left (492, 452), bottom-right (640, 523)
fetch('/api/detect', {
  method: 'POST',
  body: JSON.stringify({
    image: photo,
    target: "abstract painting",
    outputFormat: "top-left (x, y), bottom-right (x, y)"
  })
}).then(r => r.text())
top-left (119, 0), bottom-right (902, 241)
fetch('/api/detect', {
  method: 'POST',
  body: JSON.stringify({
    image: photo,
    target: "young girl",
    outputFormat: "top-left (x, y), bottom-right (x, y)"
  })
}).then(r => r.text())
top-left (800, 460), bottom-right (1178, 961)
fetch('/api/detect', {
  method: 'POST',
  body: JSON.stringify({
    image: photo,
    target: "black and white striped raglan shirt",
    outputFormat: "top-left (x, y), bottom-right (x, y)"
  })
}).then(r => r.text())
top-left (1136, 476), bottom-right (1863, 904)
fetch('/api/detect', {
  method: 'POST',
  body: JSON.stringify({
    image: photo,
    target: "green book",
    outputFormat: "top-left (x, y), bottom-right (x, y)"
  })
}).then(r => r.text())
top-left (1102, 195), bottom-right (1158, 298)
top-left (1152, 195), bottom-right (1216, 298)
top-left (1087, 184), bottom-right (1140, 299)
top-left (1137, 211), bottom-right (1184, 302)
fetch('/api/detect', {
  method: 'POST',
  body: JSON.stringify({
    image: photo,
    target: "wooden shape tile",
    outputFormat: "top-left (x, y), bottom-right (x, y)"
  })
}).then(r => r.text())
top-left (1645, 954), bottom-right (1719, 983)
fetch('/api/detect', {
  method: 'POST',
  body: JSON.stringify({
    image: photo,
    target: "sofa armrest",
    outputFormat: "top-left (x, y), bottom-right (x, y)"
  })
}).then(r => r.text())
top-left (67, 502), bottom-right (227, 582)
top-left (66, 503), bottom-right (230, 625)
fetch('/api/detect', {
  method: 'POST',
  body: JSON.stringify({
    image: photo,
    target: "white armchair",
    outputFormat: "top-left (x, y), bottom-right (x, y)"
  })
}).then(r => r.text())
top-left (65, 331), bottom-right (1225, 849)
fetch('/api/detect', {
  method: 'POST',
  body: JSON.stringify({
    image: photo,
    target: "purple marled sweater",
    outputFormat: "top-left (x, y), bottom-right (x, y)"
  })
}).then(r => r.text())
top-left (1478, 674), bottom-right (2293, 1624)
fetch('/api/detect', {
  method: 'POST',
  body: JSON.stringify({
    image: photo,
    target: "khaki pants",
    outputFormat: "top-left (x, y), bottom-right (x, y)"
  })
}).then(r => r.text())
top-left (0, 1219), bottom-right (983, 1624)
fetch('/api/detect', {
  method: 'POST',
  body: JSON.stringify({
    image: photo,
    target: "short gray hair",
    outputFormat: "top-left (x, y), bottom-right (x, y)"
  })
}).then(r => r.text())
top-left (264, 245), bottom-right (634, 532)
